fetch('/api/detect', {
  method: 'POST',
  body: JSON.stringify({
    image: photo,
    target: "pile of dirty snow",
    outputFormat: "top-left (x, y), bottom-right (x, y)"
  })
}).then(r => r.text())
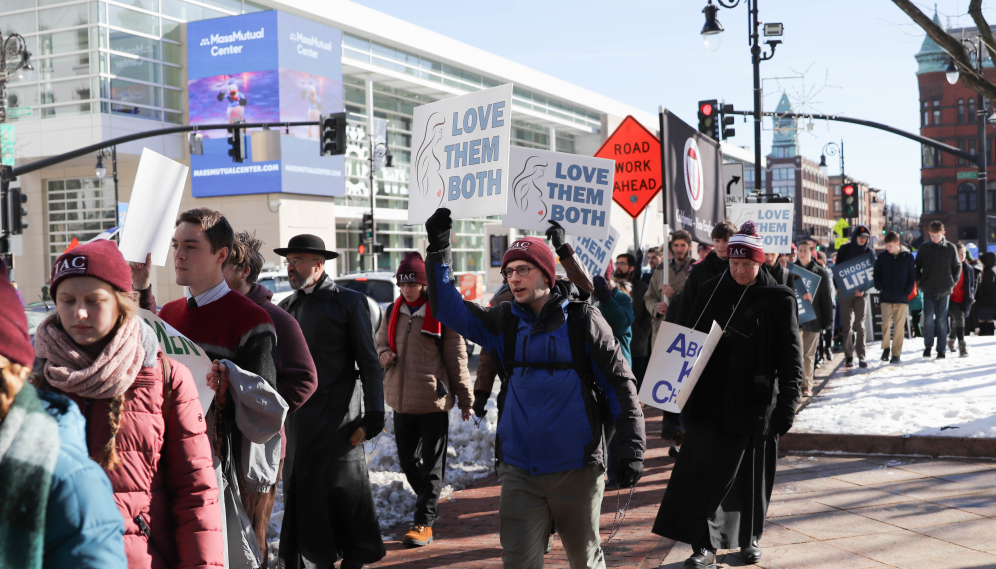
top-left (794, 335), bottom-right (996, 438)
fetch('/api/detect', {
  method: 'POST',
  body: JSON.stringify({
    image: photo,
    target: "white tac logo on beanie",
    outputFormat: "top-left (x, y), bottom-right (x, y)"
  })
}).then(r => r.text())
top-left (398, 272), bottom-right (417, 283)
top-left (508, 240), bottom-right (531, 251)
top-left (53, 255), bottom-right (88, 279)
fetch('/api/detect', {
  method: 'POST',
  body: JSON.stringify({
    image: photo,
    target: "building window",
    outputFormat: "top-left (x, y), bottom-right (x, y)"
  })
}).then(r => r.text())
top-left (970, 139), bottom-right (977, 161)
top-left (959, 226), bottom-right (978, 240)
top-left (958, 182), bottom-right (978, 212)
top-left (922, 144), bottom-right (939, 168)
top-left (968, 97), bottom-right (976, 121)
top-left (958, 140), bottom-right (966, 165)
top-left (834, 200), bottom-right (841, 213)
top-left (958, 99), bottom-right (965, 124)
top-left (923, 184), bottom-right (941, 213)
top-left (47, 177), bottom-right (116, 268)
top-left (772, 167), bottom-right (795, 181)
top-left (923, 100), bottom-right (930, 126)
top-left (933, 99), bottom-right (942, 124)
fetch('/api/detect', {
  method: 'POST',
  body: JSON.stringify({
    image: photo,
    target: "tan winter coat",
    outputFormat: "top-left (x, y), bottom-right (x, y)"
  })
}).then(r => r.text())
top-left (377, 301), bottom-right (473, 414)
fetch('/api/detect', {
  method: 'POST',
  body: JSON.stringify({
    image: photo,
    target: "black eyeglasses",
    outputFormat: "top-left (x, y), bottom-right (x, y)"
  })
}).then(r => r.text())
top-left (500, 265), bottom-right (538, 279)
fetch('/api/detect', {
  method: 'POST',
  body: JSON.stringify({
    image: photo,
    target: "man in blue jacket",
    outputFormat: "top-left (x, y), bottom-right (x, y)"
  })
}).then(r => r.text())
top-left (873, 231), bottom-right (916, 363)
top-left (423, 208), bottom-right (645, 569)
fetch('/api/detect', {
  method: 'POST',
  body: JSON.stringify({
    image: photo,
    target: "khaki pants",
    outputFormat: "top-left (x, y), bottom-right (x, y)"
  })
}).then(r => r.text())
top-left (799, 330), bottom-right (820, 391)
top-left (881, 303), bottom-right (907, 356)
top-left (497, 462), bottom-right (606, 569)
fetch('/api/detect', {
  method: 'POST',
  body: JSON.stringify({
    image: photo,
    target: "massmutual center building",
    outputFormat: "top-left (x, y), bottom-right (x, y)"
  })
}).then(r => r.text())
top-left (1, 0), bottom-right (671, 301)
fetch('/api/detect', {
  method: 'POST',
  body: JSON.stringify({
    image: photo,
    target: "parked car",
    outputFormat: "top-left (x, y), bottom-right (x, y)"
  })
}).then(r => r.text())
top-left (334, 271), bottom-right (399, 312)
top-left (257, 268), bottom-right (294, 304)
top-left (25, 301), bottom-right (56, 340)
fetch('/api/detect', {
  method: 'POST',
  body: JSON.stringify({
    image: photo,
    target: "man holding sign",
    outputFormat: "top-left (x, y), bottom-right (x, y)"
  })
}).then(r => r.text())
top-left (793, 240), bottom-right (833, 397)
top-left (423, 208), bottom-right (645, 569)
top-left (834, 225), bottom-right (875, 368)
top-left (652, 221), bottom-right (802, 569)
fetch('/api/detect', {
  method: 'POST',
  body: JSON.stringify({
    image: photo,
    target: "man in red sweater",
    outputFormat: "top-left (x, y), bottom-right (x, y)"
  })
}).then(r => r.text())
top-left (130, 208), bottom-right (278, 567)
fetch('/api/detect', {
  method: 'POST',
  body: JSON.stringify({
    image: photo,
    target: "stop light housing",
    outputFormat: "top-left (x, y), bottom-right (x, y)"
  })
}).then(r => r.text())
top-left (320, 112), bottom-right (347, 156)
top-left (361, 213), bottom-right (373, 245)
top-left (4, 188), bottom-right (27, 235)
top-left (227, 121), bottom-right (245, 163)
top-left (697, 100), bottom-right (719, 141)
top-left (720, 103), bottom-right (736, 140)
top-left (842, 183), bottom-right (857, 218)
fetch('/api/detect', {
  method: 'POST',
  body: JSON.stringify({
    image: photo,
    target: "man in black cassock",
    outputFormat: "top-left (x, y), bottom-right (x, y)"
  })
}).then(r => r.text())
top-left (275, 234), bottom-right (387, 569)
top-left (652, 221), bottom-right (802, 569)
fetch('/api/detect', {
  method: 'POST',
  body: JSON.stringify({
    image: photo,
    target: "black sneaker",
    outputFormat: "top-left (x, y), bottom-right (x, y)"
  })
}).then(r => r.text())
top-left (936, 351), bottom-right (946, 359)
top-left (890, 356), bottom-right (901, 364)
top-left (858, 359), bottom-right (868, 368)
top-left (684, 546), bottom-right (717, 569)
top-left (881, 348), bottom-right (890, 361)
top-left (845, 357), bottom-right (854, 368)
top-left (741, 537), bottom-right (762, 563)
top-left (923, 348), bottom-right (932, 358)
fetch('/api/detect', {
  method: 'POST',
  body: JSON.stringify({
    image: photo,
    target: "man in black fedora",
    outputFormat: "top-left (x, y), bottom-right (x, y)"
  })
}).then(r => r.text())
top-left (275, 234), bottom-right (387, 569)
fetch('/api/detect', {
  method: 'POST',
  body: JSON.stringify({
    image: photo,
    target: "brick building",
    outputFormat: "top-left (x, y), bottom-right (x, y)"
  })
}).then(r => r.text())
top-left (915, 9), bottom-right (996, 245)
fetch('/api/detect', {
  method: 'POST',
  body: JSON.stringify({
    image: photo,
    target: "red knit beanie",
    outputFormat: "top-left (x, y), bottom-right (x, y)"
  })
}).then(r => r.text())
top-left (0, 258), bottom-right (33, 367)
top-left (501, 237), bottom-right (556, 287)
top-left (396, 251), bottom-right (428, 286)
top-left (727, 220), bottom-right (765, 264)
top-left (50, 239), bottom-right (133, 296)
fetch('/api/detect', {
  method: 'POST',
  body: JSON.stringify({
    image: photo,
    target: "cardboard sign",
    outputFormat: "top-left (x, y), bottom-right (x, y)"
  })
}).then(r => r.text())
top-left (639, 320), bottom-right (722, 412)
top-left (119, 148), bottom-right (189, 266)
top-left (407, 84), bottom-right (513, 224)
top-left (140, 309), bottom-right (215, 414)
top-left (833, 251), bottom-right (876, 299)
top-left (570, 226), bottom-right (620, 279)
top-left (593, 115), bottom-right (662, 218)
top-left (729, 203), bottom-right (794, 254)
top-left (502, 147), bottom-right (614, 240)
top-left (789, 263), bottom-right (821, 325)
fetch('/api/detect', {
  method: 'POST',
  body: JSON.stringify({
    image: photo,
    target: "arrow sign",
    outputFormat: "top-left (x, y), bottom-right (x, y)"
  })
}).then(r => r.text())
top-left (723, 162), bottom-right (745, 206)
top-left (726, 175), bottom-right (741, 194)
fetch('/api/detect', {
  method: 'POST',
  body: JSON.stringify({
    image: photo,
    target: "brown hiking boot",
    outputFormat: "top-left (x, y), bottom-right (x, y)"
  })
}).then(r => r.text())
top-left (402, 525), bottom-right (433, 547)
top-left (947, 338), bottom-right (956, 352)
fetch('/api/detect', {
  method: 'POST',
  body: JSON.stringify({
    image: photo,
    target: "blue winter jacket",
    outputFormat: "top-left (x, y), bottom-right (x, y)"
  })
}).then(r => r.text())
top-left (426, 247), bottom-right (646, 475)
top-left (36, 391), bottom-right (127, 569)
top-left (873, 250), bottom-right (917, 304)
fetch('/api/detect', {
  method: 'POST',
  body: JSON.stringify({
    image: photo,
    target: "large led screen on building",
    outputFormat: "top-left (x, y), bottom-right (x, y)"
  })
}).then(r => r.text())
top-left (187, 11), bottom-right (345, 198)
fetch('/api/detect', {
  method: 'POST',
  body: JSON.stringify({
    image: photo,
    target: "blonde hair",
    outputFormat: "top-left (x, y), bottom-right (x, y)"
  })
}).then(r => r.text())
top-left (0, 354), bottom-right (30, 419)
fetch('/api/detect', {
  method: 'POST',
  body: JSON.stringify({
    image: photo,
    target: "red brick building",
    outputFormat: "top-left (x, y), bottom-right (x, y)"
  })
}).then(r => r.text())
top-left (916, 11), bottom-right (996, 245)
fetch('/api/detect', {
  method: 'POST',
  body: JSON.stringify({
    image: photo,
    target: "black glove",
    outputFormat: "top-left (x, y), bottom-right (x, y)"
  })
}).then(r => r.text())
top-left (425, 208), bottom-right (452, 252)
top-left (769, 409), bottom-right (793, 437)
top-left (616, 459), bottom-right (643, 489)
top-left (545, 220), bottom-right (567, 251)
top-left (593, 275), bottom-right (610, 302)
top-left (362, 411), bottom-right (386, 441)
top-left (473, 389), bottom-right (490, 418)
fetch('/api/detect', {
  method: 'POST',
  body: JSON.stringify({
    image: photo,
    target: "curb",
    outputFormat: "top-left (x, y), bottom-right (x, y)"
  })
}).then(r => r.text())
top-left (780, 432), bottom-right (996, 458)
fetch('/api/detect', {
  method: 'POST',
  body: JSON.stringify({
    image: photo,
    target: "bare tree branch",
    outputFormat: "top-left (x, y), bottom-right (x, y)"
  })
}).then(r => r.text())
top-left (968, 0), bottom-right (996, 66)
top-left (893, 0), bottom-right (996, 102)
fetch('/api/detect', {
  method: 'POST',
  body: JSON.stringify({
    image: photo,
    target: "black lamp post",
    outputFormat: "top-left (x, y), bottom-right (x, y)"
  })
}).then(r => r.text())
top-left (366, 137), bottom-right (393, 270)
top-left (945, 38), bottom-right (990, 254)
top-left (0, 32), bottom-right (33, 278)
top-left (701, 0), bottom-right (782, 201)
top-left (95, 146), bottom-right (119, 232)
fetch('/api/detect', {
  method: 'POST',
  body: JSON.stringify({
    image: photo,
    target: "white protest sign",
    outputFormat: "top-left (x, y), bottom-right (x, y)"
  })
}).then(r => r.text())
top-left (140, 309), bottom-right (214, 414)
top-left (639, 320), bottom-right (722, 412)
top-left (570, 225), bottom-right (620, 278)
top-left (729, 203), bottom-right (794, 254)
top-left (407, 84), bottom-right (513, 224)
top-left (119, 148), bottom-right (188, 266)
top-left (502, 147), bottom-right (614, 240)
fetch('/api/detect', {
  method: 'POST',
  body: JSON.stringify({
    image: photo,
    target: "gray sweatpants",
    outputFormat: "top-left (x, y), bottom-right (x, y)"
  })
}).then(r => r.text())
top-left (497, 462), bottom-right (606, 569)
top-left (840, 294), bottom-right (867, 360)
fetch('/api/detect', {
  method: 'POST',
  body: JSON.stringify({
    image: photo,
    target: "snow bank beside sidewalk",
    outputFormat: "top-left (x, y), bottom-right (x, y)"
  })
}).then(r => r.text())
top-left (794, 335), bottom-right (996, 438)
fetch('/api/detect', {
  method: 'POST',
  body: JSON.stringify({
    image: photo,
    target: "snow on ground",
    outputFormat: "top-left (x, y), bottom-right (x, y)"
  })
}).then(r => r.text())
top-left (794, 334), bottom-right (996, 438)
top-left (266, 389), bottom-right (500, 565)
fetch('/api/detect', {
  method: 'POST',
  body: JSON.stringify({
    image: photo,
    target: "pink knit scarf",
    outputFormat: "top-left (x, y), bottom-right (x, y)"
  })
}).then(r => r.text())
top-left (34, 313), bottom-right (144, 399)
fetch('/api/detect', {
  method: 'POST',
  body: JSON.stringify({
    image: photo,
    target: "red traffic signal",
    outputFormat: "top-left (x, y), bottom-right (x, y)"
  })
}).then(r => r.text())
top-left (842, 184), bottom-right (855, 196)
top-left (699, 102), bottom-right (714, 116)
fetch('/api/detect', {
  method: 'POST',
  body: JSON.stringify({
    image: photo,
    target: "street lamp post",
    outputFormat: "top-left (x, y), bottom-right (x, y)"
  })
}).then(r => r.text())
top-left (95, 146), bottom-right (119, 233)
top-left (701, 0), bottom-right (781, 201)
top-left (945, 38), bottom-right (990, 254)
top-left (820, 140), bottom-right (844, 245)
top-left (367, 136), bottom-right (393, 271)
top-left (0, 32), bottom-right (33, 278)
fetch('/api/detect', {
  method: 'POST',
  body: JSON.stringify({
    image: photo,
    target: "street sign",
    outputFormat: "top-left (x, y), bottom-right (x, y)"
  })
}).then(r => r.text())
top-left (835, 236), bottom-right (850, 249)
top-left (723, 162), bottom-right (745, 205)
top-left (6, 107), bottom-right (31, 118)
top-left (594, 115), bottom-right (662, 219)
top-left (957, 171), bottom-right (978, 179)
top-left (832, 218), bottom-right (849, 237)
top-left (0, 124), bottom-right (14, 166)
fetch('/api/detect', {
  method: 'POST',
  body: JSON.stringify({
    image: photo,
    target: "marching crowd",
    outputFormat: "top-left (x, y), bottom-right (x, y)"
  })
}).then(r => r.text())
top-left (2, 204), bottom-right (996, 569)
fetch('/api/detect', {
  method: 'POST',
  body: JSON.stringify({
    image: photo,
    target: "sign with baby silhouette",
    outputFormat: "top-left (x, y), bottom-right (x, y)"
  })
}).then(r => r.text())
top-left (728, 203), bottom-right (794, 254)
top-left (407, 84), bottom-right (513, 224)
top-left (501, 147), bottom-right (614, 240)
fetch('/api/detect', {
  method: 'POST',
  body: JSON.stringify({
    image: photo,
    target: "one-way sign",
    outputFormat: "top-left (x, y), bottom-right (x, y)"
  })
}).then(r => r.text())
top-left (723, 162), bottom-right (746, 212)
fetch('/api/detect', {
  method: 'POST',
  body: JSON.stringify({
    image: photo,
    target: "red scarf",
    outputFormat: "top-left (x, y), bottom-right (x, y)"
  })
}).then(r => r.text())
top-left (387, 297), bottom-right (442, 352)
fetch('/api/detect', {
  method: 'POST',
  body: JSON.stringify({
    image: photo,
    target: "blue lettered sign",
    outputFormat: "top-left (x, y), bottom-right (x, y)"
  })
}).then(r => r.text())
top-left (570, 226), bottom-right (620, 278)
top-left (729, 203), bottom-right (794, 254)
top-left (833, 251), bottom-right (876, 299)
top-left (789, 263), bottom-right (821, 325)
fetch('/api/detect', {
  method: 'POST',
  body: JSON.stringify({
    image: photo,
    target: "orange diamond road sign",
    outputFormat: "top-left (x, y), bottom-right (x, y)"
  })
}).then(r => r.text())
top-left (594, 115), bottom-right (662, 219)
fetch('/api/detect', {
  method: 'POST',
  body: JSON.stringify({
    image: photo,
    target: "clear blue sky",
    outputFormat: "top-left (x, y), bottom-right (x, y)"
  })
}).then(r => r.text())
top-left (357, 0), bottom-right (996, 214)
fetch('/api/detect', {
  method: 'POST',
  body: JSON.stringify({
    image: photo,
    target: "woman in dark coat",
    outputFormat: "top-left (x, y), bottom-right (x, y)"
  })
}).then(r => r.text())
top-left (977, 253), bottom-right (996, 335)
top-left (652, 221), bottom-right (803, 569)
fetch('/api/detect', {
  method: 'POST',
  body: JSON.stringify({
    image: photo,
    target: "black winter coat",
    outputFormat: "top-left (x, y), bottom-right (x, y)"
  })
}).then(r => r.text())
top-left (763, 262), bottom-right (795, 287)
top-left (874, 250), bottom-right (917, 304)
top-left (836, 232), bottom-right (874, 265)
top-left (628, 273), bottom-right (652, 357)
top-left (675, 251), bottom-right (729, 327)
top-left (916, 237), bottom-right (961, 296)
top-left (977, 253), bottom-right (996, 315)
top-left (681, 269), bottom-right (803, 437)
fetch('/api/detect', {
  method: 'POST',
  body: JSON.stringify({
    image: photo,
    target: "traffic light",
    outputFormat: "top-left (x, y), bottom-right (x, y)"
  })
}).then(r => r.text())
top-left (697, 100), bottom-right (719, 140)
top-left (361, 213), bottom-right (373, 245)
top-left (842, 183), bottom-right (857, 218)
top-left (227, 121), bottom-right (245, 163)
top-left (5, 188), bottom-right (27, 235)
top-left (720, 103), bottom-right (736, 140)
top-left (320, 112), bottom-right (347, 156)
top-left (371, 242), bottom-right (384, 254)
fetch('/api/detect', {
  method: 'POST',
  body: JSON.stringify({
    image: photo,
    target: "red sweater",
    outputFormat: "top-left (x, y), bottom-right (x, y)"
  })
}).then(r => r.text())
top-left (952, 270), bottom-right (966, 304)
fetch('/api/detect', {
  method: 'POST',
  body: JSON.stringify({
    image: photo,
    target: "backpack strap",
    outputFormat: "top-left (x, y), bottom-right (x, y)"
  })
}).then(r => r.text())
top-left (159, 354), bottom-right (172, 441)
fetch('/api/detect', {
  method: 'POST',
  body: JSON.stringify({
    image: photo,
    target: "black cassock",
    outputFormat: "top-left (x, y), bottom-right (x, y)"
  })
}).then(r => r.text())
top-left (652, 270), bottom-right (802, 550)
top-left (278, 274), bottom-right (386, 568)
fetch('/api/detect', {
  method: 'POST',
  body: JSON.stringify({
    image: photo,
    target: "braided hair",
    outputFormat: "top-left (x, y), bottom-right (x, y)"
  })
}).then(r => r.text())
top-left (99, 394), bottom-right (126, 470)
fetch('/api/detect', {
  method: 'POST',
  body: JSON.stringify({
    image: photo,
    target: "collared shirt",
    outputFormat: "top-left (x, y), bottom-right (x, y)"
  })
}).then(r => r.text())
top-left (301, 271), bottom-right (326, 294)
top-left (185, 278), bottom-right (230, 308)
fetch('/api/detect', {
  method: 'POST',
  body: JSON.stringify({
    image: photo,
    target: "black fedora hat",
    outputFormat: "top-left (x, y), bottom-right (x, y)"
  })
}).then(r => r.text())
top-left (274, 234), bottom-right (339, 259)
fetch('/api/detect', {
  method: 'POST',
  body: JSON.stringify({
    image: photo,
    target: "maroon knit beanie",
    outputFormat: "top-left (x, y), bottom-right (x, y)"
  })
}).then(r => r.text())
top-left (50, 239), bottom-right (133, 297)
top-left (501, 237), bottom-right (556, 287)
top-left (396, 251), bottom-right (428, 286)
top-left (727, 220), bottom-right (765, 265)
top-left (0, 259), bottom-right (33, 367)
